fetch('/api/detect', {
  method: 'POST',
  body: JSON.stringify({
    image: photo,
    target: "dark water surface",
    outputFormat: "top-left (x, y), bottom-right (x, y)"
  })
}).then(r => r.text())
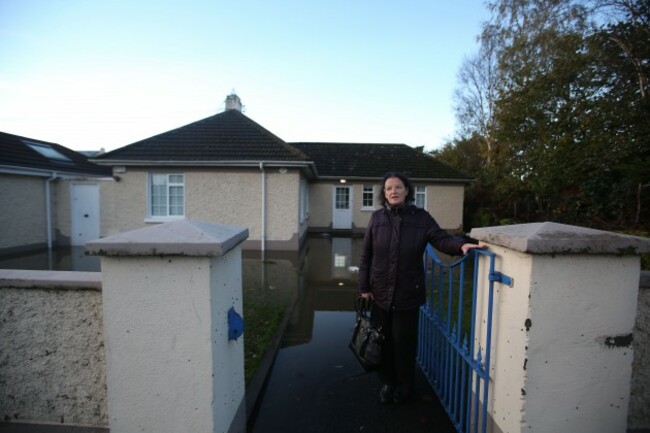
top-left (0, 246), bottom-right (100, 272)
top-left (250, 236), bottom-right (455, 433)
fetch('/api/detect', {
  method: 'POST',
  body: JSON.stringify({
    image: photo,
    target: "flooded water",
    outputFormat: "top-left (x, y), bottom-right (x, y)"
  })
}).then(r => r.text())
top-left (250, 236), bottom-right (455, 433)
top-left (0, 246), bottom-right (101, 272)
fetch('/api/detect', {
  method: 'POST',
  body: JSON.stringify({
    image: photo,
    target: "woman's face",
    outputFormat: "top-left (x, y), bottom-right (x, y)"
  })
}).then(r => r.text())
top-left (384, 177), bottom-right (408, 207)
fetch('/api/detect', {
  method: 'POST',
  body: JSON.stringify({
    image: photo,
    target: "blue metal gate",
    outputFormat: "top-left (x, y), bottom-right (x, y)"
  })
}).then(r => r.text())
top-left (417, 246), bottom-right (512, 433)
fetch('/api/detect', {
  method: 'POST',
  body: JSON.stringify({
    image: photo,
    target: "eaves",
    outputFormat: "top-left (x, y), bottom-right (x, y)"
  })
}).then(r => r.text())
top-left (314, 175), bottom-right (474, 184)
top-left (91, 159), bottom-right (319, 179)
top-left (0, 164), bottom-right (111, 180)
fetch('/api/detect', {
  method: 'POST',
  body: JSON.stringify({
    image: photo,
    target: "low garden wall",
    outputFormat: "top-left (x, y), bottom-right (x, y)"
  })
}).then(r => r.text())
top-left (0, 270), bottom-right (106, 427)
top-left (0, 267), bottom-right (648, 430)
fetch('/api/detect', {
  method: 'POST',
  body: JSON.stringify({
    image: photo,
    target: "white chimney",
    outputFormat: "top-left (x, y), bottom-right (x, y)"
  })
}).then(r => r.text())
top-left (225, 93), bottom-right (243, 111)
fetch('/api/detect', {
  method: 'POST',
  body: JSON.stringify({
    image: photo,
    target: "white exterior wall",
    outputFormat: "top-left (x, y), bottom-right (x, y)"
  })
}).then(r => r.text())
top-left (474, 245), bottom-right (532, 432)
top-left (526, 255), bottom-right (638, 432)
top-left (0, 174), bottom-right (47, 251)
top-left (478, 250), bottom-right (639, 433)
top-left (630, 279), bottom-right (650, 429)
top-left (471, 223), bottom-right (649, 433)
top-left (91, 220), bottom-right (248, 433)
top-left (101, 256), bottom-right (243, 433)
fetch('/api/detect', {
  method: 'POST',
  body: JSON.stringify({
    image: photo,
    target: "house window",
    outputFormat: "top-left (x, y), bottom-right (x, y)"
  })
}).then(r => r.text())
top-left (334, 253), bottom-right (347, 268)
top-left (362, 185), bottom-right (374, 209)
top-left (414, 185), bottom-right (426, 209)
top-left (150, 173), bottom-right (184, 217)
top-left (335, 187), bottom-right (350, 209)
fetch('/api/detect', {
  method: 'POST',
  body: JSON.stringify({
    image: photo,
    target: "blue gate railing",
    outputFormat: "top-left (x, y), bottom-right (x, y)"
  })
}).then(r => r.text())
top-left (417, 246), bottom-right (511, 433)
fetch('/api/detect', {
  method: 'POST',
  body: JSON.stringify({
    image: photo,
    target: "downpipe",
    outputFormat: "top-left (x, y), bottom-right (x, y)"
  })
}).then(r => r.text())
top-left (259, 162), bottom-right (266, 256)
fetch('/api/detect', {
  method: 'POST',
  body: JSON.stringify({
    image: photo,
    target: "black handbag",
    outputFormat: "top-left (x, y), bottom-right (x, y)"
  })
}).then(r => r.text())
top-left (349, 297), bottom-right (384, 372)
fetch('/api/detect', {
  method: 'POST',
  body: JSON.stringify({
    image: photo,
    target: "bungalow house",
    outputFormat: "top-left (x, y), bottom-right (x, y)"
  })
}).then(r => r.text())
top-left (92, 94), bottom-right (472, 251)
top-left (0, 132), bottom-right (112, 255)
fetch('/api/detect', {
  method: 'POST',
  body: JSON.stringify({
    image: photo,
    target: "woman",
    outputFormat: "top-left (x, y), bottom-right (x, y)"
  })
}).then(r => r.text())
top-left (358, 171), bottom-right (484, 404)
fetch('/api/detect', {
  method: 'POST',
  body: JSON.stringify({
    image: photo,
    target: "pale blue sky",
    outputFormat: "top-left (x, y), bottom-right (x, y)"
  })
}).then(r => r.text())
top-left (0, 1), bottom-right (489, 152)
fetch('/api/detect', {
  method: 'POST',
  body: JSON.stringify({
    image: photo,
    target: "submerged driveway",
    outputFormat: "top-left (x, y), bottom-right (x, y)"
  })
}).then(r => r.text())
top-left (249, 237), bottom-right (455, 433)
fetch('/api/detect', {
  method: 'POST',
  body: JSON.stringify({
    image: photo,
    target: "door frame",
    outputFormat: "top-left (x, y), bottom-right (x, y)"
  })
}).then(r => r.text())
top-left (70, 183), bottom-right (100, 246)
top-left (332, 185), bottom-right (352, 230)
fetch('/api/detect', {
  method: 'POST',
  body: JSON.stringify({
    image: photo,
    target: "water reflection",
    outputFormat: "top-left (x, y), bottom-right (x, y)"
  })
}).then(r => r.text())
top-left (0, 246), bottom-right (101, 271)
top-left (281, 236), bottom-right (360, 348)
top-left (0, 236), bottom-right (362, 350)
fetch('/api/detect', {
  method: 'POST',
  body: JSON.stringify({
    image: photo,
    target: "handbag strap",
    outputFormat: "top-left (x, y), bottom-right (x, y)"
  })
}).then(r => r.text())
top-left (355, 296), bottom-right (372, 318)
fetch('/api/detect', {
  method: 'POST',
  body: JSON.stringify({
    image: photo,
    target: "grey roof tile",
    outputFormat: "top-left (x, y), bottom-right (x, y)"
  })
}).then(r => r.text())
top-left (94, 109), bottom-right (309, 162)
top-left (291, 142), bottom-right (471, 181)
top-left (0, 131), bottom-right (112, 176)
top-left (90, 108), bottom-right (470, 182)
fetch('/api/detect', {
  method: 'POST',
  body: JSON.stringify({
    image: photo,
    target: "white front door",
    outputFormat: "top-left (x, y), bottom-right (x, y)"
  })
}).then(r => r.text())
top-left (332, 186), bottom-right (352, 229)
top-left (71, 183), bottom-right (100, 246)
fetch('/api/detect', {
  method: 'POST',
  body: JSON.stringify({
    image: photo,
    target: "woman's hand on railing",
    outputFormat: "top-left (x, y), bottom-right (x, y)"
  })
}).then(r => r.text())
top-left (461, 243), bottom-right (488, 255)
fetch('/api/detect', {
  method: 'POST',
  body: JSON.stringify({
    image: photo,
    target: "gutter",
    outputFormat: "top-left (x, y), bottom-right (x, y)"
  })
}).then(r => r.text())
top-left (0, 165), bottom-right (108, 179)
top-left (90, 159), bottom-right (313, 168)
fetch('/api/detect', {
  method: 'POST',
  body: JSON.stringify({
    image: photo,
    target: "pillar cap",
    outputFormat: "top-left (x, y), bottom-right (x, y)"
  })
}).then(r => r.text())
top-left (86, 220), bottom-right (249, 257)
top-left (470, 222), bottom-right (650, 255)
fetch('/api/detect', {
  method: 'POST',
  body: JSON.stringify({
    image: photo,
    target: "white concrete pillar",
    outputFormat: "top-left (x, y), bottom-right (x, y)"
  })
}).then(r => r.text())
top-left (86, 220), bottom-right (248, 433)
top-left (470, 222), bottom-right (650, 433)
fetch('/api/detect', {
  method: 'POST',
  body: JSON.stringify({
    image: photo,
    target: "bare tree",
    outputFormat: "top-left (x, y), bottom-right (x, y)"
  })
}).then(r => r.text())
top-left (590, 0), bottom-right (649, 100)
top-left (453, 28), bottom-right (500, 163)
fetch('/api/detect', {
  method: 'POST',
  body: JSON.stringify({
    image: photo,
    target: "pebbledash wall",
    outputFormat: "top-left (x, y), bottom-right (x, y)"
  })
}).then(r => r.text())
top-left (306, 182), bottom-right (465, 234)
top-left (0, 223), bottom-right (649, 431)
top-left (99, 168), bottom-right (305, 251)
top-left (0, 271), bottom-right (107, 426)
top-left (0, 174), bottom-right (49, 253)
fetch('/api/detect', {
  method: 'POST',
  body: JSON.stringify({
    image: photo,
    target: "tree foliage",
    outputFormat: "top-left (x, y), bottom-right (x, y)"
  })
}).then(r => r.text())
top-left (441, 0), bottom-right (649, 230)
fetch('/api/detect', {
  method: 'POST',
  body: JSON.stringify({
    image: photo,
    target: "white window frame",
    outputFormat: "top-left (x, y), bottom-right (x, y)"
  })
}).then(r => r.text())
top-left (414, 185), bottom-right (426, 209)
top-left (361, 185), bottom-right (375, 211)
top-left (147, 173), bottom-right (185, 221)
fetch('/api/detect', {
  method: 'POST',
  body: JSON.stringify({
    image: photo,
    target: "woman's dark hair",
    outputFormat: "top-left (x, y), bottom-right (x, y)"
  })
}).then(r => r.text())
top-left (378, 171), bottom-right (415, 206)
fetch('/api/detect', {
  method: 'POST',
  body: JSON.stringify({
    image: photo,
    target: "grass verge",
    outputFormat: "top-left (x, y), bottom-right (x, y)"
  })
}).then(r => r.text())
top-left (242, 299), bottom-right (288, 384)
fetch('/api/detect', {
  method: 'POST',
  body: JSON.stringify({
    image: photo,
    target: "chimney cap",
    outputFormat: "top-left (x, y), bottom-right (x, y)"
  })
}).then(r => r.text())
top-left (225, 93), bottom-right (243, 112)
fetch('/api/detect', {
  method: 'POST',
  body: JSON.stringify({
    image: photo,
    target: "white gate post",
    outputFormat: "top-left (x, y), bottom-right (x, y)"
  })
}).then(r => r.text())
top-left (470, 222), bottom-right (650, 433)
top-left (87, 220), bottom-right (248, 433)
